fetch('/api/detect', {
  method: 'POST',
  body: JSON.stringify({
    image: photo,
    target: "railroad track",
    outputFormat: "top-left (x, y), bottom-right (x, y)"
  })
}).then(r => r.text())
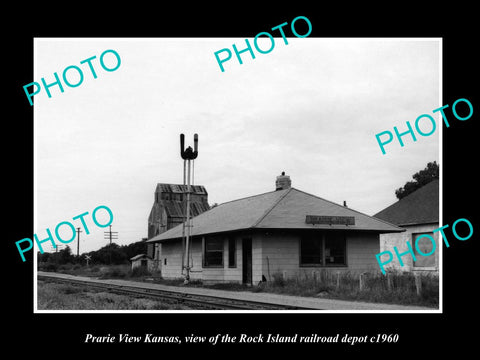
top-left (38, 274), bottom-right (310, 310)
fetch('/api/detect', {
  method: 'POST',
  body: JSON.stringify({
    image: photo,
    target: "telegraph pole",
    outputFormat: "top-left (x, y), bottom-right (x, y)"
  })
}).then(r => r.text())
top-left (76, 227), bottom-right (82, 256)
top-left (104, 225), bottom-right (118, 264)
top-left (104, 225), bottom-right (118, 245)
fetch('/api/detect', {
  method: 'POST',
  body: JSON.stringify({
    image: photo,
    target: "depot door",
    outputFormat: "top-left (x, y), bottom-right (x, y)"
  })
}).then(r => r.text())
top-left (242, 238), bottom-right (252, 285)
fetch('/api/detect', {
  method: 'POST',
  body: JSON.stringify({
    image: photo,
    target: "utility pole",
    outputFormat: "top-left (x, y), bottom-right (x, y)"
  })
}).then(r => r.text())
top-left (104, 225), bottom-right (118, 264)
top-left (104, 225), bottom-right (118, 245)
top-left (76, 227), bottom-right (82, 256)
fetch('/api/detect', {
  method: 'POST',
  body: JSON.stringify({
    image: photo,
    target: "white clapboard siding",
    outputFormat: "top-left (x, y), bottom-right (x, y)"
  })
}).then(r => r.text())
top-left (160, 231), bottom-right (383, 283)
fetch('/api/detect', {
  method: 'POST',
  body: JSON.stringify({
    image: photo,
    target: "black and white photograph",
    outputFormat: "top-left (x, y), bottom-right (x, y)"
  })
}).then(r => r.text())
top-left (6, 5), bottom-right (478, 355)
top-left (33, 37), bottom-right (440, 313)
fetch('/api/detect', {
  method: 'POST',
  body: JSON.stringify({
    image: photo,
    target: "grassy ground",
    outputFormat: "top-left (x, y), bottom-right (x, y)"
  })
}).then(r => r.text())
top-left (37, 280), bottom-right (193, 310)
top-left (255, 271), bottom-right (439, 308)
top-left (150, 270), bottom-right (439, 308)
top-left (39, 263), bottom-right (439, 308)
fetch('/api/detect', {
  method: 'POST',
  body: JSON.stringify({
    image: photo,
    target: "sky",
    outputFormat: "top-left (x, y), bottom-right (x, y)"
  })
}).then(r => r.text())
top-left (34, 37), bottom-right (441, 254)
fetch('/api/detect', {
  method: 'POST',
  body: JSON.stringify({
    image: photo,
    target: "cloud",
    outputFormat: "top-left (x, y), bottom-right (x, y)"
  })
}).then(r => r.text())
top-left (35, 38), bottom-right (440, 252)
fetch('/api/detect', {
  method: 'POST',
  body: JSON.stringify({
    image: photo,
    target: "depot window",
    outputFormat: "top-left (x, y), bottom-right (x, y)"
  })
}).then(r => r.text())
top-left (300, 232), bottom-right (346, 266)
top-left (203, 237), bottom-right (224, 267)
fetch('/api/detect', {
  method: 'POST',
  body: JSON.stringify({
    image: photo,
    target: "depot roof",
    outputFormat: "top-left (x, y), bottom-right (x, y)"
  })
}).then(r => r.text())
top-left (147, 187), bottom-right (403, 243)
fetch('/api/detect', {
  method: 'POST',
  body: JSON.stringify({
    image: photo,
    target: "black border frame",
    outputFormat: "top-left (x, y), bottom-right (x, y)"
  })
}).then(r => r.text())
top-left (6, 4), bottom-right (479, 356)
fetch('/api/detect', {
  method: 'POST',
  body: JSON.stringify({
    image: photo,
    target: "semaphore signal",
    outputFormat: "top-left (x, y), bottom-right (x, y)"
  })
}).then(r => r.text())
top-left (180, 133), bottom-right (198, 285)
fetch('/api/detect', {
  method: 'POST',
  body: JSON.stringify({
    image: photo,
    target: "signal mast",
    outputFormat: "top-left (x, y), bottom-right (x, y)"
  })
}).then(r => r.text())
top-left (180, 133), bottom-right (198, 284)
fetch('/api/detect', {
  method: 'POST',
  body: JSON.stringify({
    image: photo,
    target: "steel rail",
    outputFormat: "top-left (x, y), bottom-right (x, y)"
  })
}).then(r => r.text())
top-left (38, 274), bottom-right (311, 310)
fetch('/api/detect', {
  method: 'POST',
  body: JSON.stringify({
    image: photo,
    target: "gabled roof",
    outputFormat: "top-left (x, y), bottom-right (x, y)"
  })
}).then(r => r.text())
top-left (374, 179), bottom-right (439, 226)
top-left (130, 254), bottom-right (151, 261)
top-left (148, 187), bottom-right (403, 243)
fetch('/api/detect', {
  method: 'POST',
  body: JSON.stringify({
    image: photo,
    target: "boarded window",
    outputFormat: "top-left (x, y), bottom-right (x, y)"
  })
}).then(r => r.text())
top-left (228, 238), bottom-right (236, 268)
top-left (300, 237), bottom-right (322, 265)
top-left (413, 232), bottom-right (436, 267)
top-left (204, 237), bottom-right (223, 267)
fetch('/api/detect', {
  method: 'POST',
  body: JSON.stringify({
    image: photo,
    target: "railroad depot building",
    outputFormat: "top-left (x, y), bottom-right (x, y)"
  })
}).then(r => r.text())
top-left (147, 174), bottom-right (403, 284)
top-left (374, 179), bottom-right (439, 273)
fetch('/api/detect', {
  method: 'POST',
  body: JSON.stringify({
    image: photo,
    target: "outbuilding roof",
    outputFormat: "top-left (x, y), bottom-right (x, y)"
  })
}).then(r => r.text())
top-left (130, 254), bottom-right (151, 261)
top-left (147, 187), bottom-right (403, 243)
top-left (374, 179), bottom-right (439, 226)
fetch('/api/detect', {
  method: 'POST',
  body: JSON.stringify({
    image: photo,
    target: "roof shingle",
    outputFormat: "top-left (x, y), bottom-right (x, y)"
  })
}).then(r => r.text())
top-left (374, 179), bottom-right (439, 226)
top-left (148, 187), bottom-right (403, 242)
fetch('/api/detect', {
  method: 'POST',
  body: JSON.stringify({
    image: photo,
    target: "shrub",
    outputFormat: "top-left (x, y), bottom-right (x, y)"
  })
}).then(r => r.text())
top-left (58, 263), bottom-right (75, 272)
top-left (130, 266), bottom-right (151, 278)
top-left (187, 279), bottom-right (203, 286)
top-left (271, 272), bottom-right (285, 287)
top-left (39, 262), bottom-right (58, 272)
top-left (99, 266), bottom-right (128, 279)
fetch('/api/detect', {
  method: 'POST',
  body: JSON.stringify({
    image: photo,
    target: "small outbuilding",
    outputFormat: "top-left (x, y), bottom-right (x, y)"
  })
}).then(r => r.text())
top-left (147, 173), bottom-right (403, 284)
top-left (130, 254), bottom-right (156, 272)
top-left (374, 179), bottom-right (439, 273)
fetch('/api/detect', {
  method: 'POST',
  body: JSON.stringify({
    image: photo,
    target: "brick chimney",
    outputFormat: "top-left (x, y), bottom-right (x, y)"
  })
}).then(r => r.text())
top-left (275, 171), bottom-right (292, 191)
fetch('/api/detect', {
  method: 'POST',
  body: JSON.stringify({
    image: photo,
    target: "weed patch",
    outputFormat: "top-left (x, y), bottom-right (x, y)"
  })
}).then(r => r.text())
top-left (36, 280), bottom-right (193, 310)
top-left (255, 270), bottom-right (438, 308)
